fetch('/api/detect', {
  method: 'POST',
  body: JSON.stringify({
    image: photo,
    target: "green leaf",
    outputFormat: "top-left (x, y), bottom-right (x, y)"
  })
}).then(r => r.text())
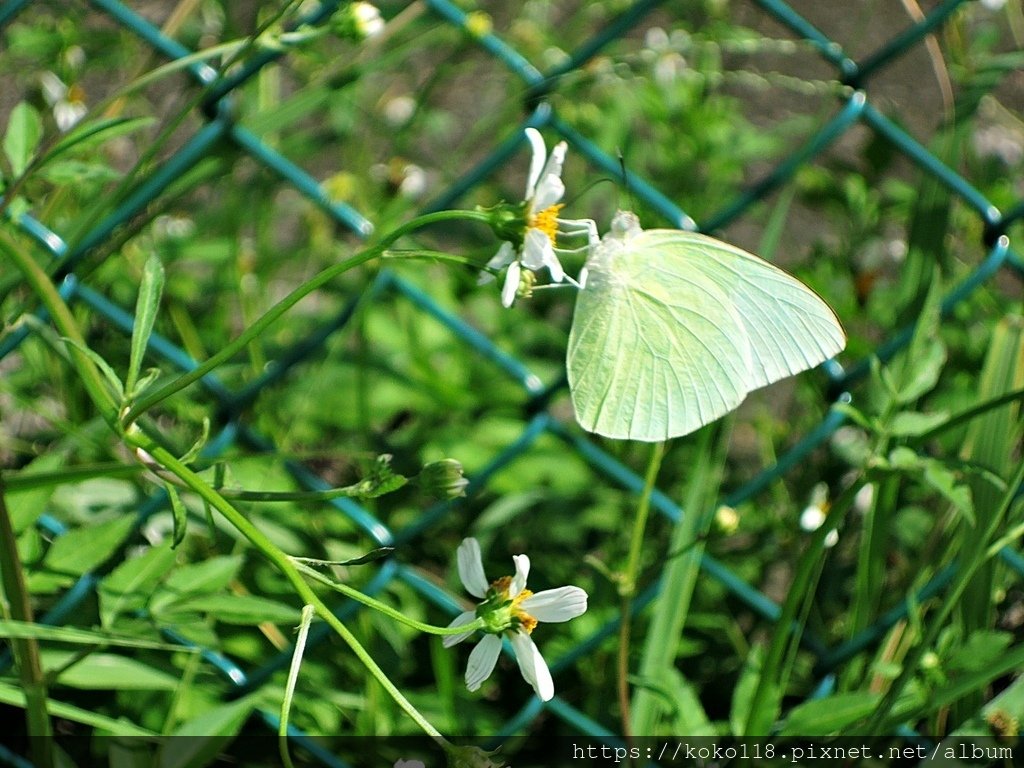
top-left (157, 696), bottom-right (257, 768)
top-left (39, 159), bottom-right (121, 185)
top-left (889, 410), bottom-right (949, 437)
top-left (45, 116), bottom-right (155, 164)
top-left (4, 101), bottom-right (43, 177)
top-left (0, 619), bottom-right (183, 652)
top-left (159, 555), bottom-right (242, 598)
top-left (165, 483), bottom-right (187, 549)
top-left (61, 337), bottom-right (124, 401)
top-left (779, 692), bottom-right (880, 736)
top-left (126, 254), bottom-right (165, 397)
top-left (730, 646), bottom-right (767, 736)
top-left (886, 446), bottom-right (923, 471)
top-left (0, 680), bottom-right (155, 736)
top-left (43, 651), bottom-right (180, 690)
top-left (179, 417), bottom-right (210, 465)
top-left (896, 338), bottom-right (947, 405)
top-left (353, 454), bottom-right (408, 498)
top-left (42, 516), bottom-right (136, 576)
top-left (5, 452), bottom-right (66, 533)
top-left (922, 460), bottom-right (974, 522)
top-left (99, 544), bottom-right (177, 627)
top-left (159, 594), bottom-right (301, 625)
top-left (947, 631), bottom-right (1013, 673)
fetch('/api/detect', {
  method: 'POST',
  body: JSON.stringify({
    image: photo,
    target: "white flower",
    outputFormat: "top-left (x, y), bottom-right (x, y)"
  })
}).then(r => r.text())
top-left (480, 128), bottom-right (597, 307)
top-left (800, 483), bottom-right (839, 548)
top-left (445, 537), bottom-right (588, 701)
top-left (331, 2), bottom-right (384, 41)
top-left (40, 72), bottom-right (86, 132)
top-left (351, 2), bottom-right (384, 38)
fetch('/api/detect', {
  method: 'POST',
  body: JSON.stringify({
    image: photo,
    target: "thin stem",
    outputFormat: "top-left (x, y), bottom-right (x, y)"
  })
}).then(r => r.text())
top-left (863, 455), bottom-right (1024, 735)
top-left (123, 208), bottom-right (492, 424)
top-left (293, 561), bottom-right (486, 637)
top-left (617, 441), bottom-right (666, 739)
top-left (0, 472), bottom-right (54, 768)
top-left (134, 437), bottom-right (448, 745)
top-left (279, 605), bottom-right (314, 768)
top-left (0, 230), bottom-right (118, 421)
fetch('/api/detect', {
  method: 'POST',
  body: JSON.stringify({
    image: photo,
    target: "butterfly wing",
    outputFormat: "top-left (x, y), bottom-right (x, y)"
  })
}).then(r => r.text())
top-left (567, 226), bottom-right (845, 442)
top-left (568, 232), bottom-right (758, 442)
top-left (642, 229), bottom-right (846, 389)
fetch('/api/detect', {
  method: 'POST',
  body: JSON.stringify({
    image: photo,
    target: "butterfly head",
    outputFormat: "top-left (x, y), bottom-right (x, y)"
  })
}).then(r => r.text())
top-left (608, 210), bottom-right (642, 241)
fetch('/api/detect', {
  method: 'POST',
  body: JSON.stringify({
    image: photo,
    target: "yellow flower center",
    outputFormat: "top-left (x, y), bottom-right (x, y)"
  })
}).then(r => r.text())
top-left (529, 203), bottom-right (563, 245)
top-left (482, 577), bottom-right (538, 634)
top-left (512, 588), bottom-right (537, 634)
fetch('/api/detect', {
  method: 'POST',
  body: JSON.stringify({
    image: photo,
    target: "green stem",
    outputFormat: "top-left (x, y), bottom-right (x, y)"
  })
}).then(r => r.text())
top-left (279, 605), bottom-right (315, 768)
top-left (0, 472), bottom-right (54, 768)
top-left (0, 230), bottom-right (119, 421)
top-left (123, 208), bottom-right (492, 424)
top-left (617, 441), bottom-right (666, 738)
top-left (293, 561), bottom-right (486, 637)
top-left (133, 435), bottom-right (448, 744)
top-left (863, 455), bottom-right (1024, 735)
top-left (743, 475), bottom-right (864, 735)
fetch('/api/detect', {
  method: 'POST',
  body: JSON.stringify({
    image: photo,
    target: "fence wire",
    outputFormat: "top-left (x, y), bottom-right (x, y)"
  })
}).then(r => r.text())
top-left (1, 0), bottom-right (1023, 764)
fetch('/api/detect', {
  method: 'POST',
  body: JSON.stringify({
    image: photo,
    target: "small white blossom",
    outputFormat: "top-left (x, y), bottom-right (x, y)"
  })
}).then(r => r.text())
top-left (445, 537), bottom-right (587, 701)
top-left (800, 483), bottom-right (838, 548)
top-left (40, 72), bottom-right (86, 132)
top-left (331, 2), bottom-right (384, 41)
top-left (480, 128), bottom-right (597, 307)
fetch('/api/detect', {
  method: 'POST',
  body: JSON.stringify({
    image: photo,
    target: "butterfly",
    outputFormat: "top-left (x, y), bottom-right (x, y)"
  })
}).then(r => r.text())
top-left (567, 211), bottom-right (846, 442)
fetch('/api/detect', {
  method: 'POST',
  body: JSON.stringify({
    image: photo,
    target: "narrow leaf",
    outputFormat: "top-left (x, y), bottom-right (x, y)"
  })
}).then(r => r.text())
top-left (126, 254), bottom-right (165, 397)
top-left (158, 696), bottom-right (257, 768)
top-left (0, 681), bottom-right (155, 736)
top-left (165, 483), bottom-right (188, 549)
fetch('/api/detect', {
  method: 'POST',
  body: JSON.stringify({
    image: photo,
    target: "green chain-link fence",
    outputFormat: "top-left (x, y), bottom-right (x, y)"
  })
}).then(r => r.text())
top-left (1, 0), bottom-right (1023, 765)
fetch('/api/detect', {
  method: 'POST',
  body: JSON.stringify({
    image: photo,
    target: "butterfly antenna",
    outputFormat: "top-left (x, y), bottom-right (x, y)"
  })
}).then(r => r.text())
top-left (617, 148), bottom-right (637, 212)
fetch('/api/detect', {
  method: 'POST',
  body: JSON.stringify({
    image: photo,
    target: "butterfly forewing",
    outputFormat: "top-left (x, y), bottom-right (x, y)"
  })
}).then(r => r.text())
top-left (645, 230), bottom-right (846, 388)
top-left (567, 218), bottom-right (846, 442)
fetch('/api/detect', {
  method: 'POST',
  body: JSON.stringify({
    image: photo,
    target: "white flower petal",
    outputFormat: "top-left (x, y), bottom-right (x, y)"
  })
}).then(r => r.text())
top-left (539, 141), bottom-right (567, 190)
top-left (510, 631), bottom-right (554, 701)
top-left (542, 246), bottom-right (564, 283)
top-left (478, 242), bottom-right (515, 285)
top-left (510, 554), bottom-right (530, 597)
top-left (524, 128), bottom-right (547, 199)
top-left (520, 586), bottom-right (588, 623)
top-left (465, 634), bottom-right (502, 692)
top-left (531, 171), bottom-right (565, 212)
top-left (444, 611), bottom-right (478, 648)
top-left (522, 229), bottom-right (564, 282)
top-left (457, 537), bottom-right (489, 598)
top-left (501, 260), bottom-right (521, 308)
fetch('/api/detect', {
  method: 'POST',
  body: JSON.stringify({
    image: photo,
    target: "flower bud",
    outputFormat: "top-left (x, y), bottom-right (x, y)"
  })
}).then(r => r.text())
top-left (331, 2), bottom-right (384, 42)
top-left (418, 459), bottom-right (469, 499)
